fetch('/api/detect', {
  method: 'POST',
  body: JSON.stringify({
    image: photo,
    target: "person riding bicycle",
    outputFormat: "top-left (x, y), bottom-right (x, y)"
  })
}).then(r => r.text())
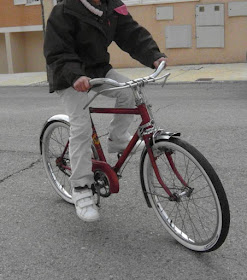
top-left (44, 0), bottom-right (167, 222)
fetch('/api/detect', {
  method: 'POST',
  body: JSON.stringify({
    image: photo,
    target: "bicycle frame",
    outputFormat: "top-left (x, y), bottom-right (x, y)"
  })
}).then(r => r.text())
top-left (53, 90), bottom-right (186, 200)
top-left (89, 100), bottom-right (176, 197)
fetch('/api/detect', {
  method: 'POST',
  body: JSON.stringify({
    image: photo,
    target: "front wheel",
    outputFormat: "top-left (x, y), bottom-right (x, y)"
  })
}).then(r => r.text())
top-left (140, 138), bottom-right (230, 252)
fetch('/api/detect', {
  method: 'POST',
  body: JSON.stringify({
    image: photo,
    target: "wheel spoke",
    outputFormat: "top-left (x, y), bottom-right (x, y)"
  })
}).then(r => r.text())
top-left (42, 121), bottom-right (98, 204)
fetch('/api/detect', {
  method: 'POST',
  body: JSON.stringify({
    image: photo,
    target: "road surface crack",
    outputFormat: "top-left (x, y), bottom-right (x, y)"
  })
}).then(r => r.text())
top-left (0, 158), bottom-right (41, 184)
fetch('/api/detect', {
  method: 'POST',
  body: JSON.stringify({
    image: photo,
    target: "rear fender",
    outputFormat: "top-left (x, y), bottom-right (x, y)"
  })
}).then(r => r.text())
top-left (39, 114), bottom-right (70, 154)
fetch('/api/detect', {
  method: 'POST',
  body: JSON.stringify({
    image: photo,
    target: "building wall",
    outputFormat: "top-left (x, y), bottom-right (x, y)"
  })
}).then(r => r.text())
top-left (10, 32), bottom-right (26, 72)
top-left (4, 31), bottom-right (46, 73)
top-left (0, 0), bottom-right (42, 27)
top-left (1, 0), bottom-right (246, 73)
top-left (0, 0), bottom-right (44, 73)
top-left (109, 0), bottom-right (247, 67)
top-left (0, 34), bottom-right (8, 73)
top-left (24, 31), bottom-right (46, 72)
top-left (43, 0), bottom-right (54, 23)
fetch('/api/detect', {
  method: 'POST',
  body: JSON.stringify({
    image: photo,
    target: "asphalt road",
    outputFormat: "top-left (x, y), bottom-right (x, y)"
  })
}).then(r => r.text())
top-left (1, 82), bottom-right (247, 280)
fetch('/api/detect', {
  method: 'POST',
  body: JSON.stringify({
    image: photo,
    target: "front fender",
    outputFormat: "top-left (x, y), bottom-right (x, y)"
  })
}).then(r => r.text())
top-left (39, 114), bottom-right (70, 154)
top-left (153, 130), bottom-right (181, 143)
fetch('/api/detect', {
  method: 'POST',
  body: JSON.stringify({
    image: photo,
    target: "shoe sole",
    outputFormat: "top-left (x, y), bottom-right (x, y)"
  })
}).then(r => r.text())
top-left (75, 210), bottom-right (100, 222)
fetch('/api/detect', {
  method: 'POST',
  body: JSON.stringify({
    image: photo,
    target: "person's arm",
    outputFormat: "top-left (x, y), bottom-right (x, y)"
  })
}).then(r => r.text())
top-left (114, 10), bottom-right (167, 68)
top-left (44, 5), bottom-right (86, 88)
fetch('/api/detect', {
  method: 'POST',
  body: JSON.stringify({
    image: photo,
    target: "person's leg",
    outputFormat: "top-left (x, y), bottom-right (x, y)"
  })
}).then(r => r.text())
top-left (94, 69), bottom-right (144, 153)
top-left (59, 87), bottom-right (94, 188)
top-left (104, 69), bottom-right (135, 142)
top-left (58, 87), bottom-right (99, 222)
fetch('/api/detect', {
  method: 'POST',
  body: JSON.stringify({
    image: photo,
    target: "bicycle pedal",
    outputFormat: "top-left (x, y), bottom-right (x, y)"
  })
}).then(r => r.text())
top-left (95, 186), bottom-right (101, 207)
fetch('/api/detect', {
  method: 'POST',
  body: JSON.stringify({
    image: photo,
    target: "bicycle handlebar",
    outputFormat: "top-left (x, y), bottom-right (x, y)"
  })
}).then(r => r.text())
top-left (89, 61), bottom-right (166, 88)
top-left (83, 61), bottom-right (169, 109)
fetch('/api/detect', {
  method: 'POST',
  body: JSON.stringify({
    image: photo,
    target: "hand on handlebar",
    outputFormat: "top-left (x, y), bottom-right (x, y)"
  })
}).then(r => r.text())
top-left (153, 57), bottom-right (168, 69)
top-left (73, 76), bottom-right (92, 92)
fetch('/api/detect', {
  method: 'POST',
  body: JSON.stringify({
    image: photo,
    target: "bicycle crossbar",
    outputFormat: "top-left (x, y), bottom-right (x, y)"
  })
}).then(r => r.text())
top-left (90, 107), bottom-right (140, 115)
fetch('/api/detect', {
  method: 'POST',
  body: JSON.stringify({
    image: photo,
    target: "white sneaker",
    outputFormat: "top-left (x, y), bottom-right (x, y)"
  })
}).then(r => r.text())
top-left (107, 136), bottom-right (145, 154)
top-left (72, 186), bottom-right (99, 222)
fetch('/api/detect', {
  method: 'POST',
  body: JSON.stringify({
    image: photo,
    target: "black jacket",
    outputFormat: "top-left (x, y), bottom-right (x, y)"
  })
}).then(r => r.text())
top-left (44, 0), bottom-right (166, 92)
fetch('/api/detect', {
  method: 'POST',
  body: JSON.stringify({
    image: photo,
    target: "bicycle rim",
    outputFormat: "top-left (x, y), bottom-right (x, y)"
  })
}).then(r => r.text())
top-left (42, 121), bottom-right (73, 203)
top-left (141, 138), bottom-right (230, 252)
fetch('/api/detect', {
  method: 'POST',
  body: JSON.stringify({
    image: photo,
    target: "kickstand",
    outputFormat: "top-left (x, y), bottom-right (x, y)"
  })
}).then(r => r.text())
top-left (95, 183), bottom-right (101, 208)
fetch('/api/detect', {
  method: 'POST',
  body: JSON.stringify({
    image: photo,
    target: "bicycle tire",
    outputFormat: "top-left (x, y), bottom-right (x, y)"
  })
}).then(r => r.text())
top-left (41, 120), bottom-right (98, 203)
top-left (140, 137), bottom-right (230, 252)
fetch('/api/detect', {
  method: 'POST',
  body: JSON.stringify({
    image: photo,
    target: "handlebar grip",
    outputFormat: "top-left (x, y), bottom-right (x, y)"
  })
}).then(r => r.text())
top-left (149, 61), bottom-right (166, 79)
top-left (89, 78), bottom-right (125, 87)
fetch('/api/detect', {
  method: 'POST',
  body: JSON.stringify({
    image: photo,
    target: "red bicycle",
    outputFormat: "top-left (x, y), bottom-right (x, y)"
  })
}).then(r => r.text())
top-left (40, 62), bottom-right (230, 252)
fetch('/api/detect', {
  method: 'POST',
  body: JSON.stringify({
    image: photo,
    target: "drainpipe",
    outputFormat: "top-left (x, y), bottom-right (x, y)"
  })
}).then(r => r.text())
top-left (40, 0), bottom-right (45, 36)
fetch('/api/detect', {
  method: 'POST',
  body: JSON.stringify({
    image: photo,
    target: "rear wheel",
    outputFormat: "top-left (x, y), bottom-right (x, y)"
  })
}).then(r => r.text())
top-left (140, 138), bottom-right (230, 252)
top-left (41, 121), bottom-right (98, 203)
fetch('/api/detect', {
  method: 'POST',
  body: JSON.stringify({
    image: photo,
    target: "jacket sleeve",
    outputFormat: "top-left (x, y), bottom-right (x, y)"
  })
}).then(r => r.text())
top-left (44, 5), bottom-right (85, 90)
top-left (114, 11), bottom-right (166, 68)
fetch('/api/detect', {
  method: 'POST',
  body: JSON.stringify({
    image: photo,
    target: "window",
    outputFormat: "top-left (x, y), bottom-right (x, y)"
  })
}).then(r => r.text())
top-left (26, 0), bottom-right (41, 5)
top-left (14, 0), bottom-right (41, 5)
top-left (123, 0), bottom-right (198, 6)
top-left (14, 0), bottom-right (26, 5)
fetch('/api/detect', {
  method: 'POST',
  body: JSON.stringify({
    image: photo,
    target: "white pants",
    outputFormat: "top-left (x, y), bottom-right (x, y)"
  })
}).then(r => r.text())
top-left (58, 69), bottom-right (135, 188)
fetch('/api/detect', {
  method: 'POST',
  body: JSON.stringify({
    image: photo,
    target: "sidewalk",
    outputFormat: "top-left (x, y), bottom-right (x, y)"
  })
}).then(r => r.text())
top-left (0, 63), bottom-right (246, 86)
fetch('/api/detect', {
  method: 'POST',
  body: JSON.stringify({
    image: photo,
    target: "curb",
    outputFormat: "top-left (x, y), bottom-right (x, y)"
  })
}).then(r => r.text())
top-left (164, 80), bottom-right (247, 85)
top-left (0, 79), bottom-right (246, 88)
top-left (0, 63), bottom-right (246, 87)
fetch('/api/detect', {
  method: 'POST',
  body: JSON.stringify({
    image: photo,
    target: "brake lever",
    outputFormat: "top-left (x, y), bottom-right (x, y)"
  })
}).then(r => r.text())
top-left (161, 73), bottom-right (171, 87)
top-left (83, 91), bottom-right (102, 110)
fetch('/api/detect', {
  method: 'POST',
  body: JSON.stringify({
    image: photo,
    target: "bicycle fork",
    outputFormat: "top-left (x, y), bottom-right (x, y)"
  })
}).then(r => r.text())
top-left (144, 131), bottom-right (193, 202)
top-left (143, 136), bottom-right (175, 201)
top-left (137, 101), bottom-right (188, 202)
